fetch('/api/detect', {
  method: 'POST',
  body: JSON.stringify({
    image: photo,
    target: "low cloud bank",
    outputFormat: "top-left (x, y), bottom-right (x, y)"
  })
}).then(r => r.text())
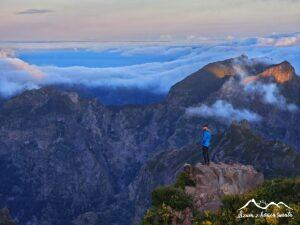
top-left (109, 46), bottom-right (194, 57)
top-left (0, 32), bottom-right (299, 98)
top-left (0, 47), bottom-right (231, 97)
top-left (0, 49), bottom-right (15, 58)
top-left (245, 82), bottom-right (297, 112)
top-left (186, 100), bottom-right (262, 124)
top-left (0, 50), bottom-right (44, 97)
top-left (257, 33), bottom-right (300, 47)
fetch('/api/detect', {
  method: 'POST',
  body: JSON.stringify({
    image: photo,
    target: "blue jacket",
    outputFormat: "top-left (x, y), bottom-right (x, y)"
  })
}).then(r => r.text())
top-left (202, 130), bottom-right (211, 147)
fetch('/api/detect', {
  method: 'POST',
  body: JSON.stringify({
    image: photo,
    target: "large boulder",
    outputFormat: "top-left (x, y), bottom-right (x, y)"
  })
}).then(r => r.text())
top-left (184, 163), bottom-right (264, 212)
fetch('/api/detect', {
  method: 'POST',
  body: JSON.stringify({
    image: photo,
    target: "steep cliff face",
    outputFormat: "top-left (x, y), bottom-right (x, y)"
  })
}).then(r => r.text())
top-left (129, 144), bottom-right (202, 224)
top-left (259, 61), bottom-right (295, 83)
top-left (212, 121), bottom-right (300, 178)
top-left (0, 88), bottom-right (118, 225)
top-left (0, 87), bottom-right (197, 225)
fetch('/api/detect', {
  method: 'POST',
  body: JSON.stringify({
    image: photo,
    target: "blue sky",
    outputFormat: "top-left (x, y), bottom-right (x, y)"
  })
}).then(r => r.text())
top-left (0, 0), bottom-right (299, 41)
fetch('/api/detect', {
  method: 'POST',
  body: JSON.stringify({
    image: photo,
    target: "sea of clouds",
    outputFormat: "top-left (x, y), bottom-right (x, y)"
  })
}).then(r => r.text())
top-left (0, 32), bottom-right (299, 99)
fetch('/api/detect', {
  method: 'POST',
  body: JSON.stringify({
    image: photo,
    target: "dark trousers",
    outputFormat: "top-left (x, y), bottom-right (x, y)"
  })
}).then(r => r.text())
top-left (202, 146), bottom-right (210, 165)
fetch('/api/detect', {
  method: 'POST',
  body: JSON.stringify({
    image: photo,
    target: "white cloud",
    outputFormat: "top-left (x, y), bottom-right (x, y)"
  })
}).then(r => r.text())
top-left (0, 49), bottom-right (45, 97)
top-left (0, 47), bottom-right (203, 96)
top-left (0, 48), bottom-right (16, 58)
top-left (186, 100), bottom-right (262, 124)
top-left (0, 32), bottom-right (299, 98)
top-left (0, 49), bottom-right (44, 80)
top-left (257, 33), bottom-right (300, 47)
top-left (228, 55), bottom-right (298, 112)
top-left (244, 82), bottom-right (298, 112)
top-left (109, 45), bottom-right (193, 56)
top-left (16, 9), bottom-right (54, 15)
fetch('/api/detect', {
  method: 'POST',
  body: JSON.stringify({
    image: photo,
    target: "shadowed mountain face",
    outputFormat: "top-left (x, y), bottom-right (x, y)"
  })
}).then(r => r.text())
top-left (212, 121), bottom-right (300, 178)
top-left (167, 55), bottom-right (270, 106)
top-left (0, 56), bottom-right (299, 225)
top-left (54, 85), bottom-right (165, 106)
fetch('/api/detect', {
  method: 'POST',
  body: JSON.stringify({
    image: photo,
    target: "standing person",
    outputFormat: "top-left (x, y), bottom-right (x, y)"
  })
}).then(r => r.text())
top-left (202, 124), bottom-right (211, 165)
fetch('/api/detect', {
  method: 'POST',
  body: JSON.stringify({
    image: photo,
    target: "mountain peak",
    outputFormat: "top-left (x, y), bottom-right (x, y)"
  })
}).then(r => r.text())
top-left (259, 61), bottom-right (295, 83)
top-left (231, 119), bottom-right (251, 130)
top-left (2, 87), bottom-right (86, 117)
top-left (237, 53), bottom-right (249, 60)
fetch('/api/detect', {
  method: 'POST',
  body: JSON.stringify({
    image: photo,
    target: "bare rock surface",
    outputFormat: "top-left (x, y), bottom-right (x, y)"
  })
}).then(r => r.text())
top-left (184, 163), bottom-right (264, 212)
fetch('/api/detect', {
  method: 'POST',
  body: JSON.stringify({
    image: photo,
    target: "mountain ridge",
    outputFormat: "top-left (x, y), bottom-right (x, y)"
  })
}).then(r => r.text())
top-left (0, 55), bottom-right (299, 225)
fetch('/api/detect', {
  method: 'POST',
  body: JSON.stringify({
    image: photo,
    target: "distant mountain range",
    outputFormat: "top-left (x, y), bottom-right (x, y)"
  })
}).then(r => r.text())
top-left (0, 55), bottom-right (299, 225)
top-left (56, 85), bottom-right (165, 106)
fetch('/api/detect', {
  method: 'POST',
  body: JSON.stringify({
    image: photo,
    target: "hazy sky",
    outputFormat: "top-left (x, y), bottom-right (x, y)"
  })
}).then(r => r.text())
top-left (0, 0), bottom-right (299, 41)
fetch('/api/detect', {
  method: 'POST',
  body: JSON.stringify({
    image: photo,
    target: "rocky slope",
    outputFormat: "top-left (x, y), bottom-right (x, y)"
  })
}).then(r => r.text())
top-left (212, 121), bottom-right (300, 178)
top-left (0, 89), bottom-right (118, 225)
top-left (0, 56), bottom-right (299, 224)
top-left (141, 163), bottom-right (264, 225)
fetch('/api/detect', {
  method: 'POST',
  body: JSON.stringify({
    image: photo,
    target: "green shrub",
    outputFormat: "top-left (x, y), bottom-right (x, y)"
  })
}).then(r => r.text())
top-left (254, 178), bottom-right (300, 205)
top-left (141, 204), bottom-right (173, 225)
top-left (151, 186), bottom-right (192, 211)
top-left (142, 177), bottom-right (300, 225)
top-left (217, 177), bottom-right (300, 225)
top-left (174, 172), bottom-right (196, 189)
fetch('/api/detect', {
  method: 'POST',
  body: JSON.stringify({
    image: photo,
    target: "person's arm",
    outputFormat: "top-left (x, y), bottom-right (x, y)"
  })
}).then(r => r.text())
top-left (203, 131), bottom-right (208, 143)
top-left (208, 132), bottom-right (212, 143)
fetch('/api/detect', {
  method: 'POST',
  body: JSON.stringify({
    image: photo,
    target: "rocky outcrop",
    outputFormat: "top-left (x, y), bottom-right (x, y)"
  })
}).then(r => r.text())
top-left (141, 163), bottom-right (264, 225)
top-left (259, 61), bottom-right (295, 83)
top-left (184, 163), bottom-right (263, 212)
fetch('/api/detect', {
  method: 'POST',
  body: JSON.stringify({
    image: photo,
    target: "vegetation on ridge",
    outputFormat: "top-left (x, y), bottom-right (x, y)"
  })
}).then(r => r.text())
top-left (142, 173), bottom-right (300, 225)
